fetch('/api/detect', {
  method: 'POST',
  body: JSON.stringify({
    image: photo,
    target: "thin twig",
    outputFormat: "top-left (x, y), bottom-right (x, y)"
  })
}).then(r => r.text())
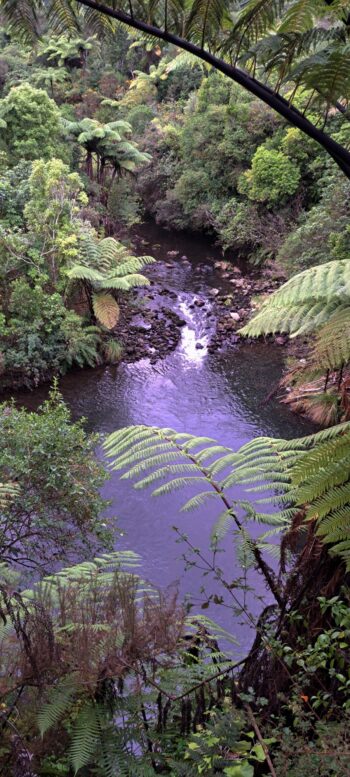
top-left (244, 703), bottom-right (277, 777)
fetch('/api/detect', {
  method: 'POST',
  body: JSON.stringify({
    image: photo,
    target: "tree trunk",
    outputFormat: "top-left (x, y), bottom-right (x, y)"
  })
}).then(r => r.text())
top-left (86, 150), bottom-right (93, 180)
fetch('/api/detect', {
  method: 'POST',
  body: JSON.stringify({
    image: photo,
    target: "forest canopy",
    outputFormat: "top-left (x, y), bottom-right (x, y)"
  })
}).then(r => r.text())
top-left (0, 1), bottom-right (350, 775)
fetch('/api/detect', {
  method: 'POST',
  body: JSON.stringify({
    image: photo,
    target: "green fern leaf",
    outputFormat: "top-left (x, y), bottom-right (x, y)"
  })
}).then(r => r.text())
top-left (69, 701), bottom-right (100, 774)
top-left (38, 682), bottom-right (76, 736)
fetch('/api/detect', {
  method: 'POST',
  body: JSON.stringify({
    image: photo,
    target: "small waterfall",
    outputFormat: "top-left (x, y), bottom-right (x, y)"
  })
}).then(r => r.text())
top-left (176, 294), bottom-right (215, 364)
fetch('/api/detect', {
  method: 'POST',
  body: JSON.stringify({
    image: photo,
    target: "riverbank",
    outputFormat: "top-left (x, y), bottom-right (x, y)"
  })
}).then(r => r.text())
top-left (0, 224), bottom-right (288, 393)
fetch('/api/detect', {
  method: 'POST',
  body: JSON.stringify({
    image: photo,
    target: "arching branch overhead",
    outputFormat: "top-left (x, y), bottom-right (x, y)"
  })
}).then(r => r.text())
top-left (73, 0), bottom-right (350, 178)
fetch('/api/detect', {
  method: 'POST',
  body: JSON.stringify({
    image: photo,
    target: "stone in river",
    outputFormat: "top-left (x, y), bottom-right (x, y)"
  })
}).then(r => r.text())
top-left (195, 342), bottom-right (205, 349)
top-left (209, 288), bottom-right (219, 296)
top-left (230, 312), bottom-right (240, 321)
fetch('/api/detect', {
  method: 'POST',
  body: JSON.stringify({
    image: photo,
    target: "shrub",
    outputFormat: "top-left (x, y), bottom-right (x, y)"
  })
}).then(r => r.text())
top-left (0, 82), bottom-right (62, 163)
top-left (238, 146), bottom-right (301, 204)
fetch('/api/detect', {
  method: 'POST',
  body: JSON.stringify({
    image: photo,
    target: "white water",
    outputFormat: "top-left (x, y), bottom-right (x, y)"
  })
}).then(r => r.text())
top-left (177, 294), bottom-right (214, 364)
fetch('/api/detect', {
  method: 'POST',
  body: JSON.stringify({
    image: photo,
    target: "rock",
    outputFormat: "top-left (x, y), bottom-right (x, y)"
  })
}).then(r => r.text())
top-left (194, 299), bottom-right (205, 307)
top-left (181, 255), bottom-right (188, 260)
top-left (275, 336), bottom-right (287, 346)
top-left (167, 250), bottom-right (179, 257)
top-left (195, 342), bottom-right (205, 349)
top-left (214, 260), bottom-right (230, 271)
top-left (230, 312), bottom-right (240, 322)
top-left (209, 288), bottom-right (219, 296)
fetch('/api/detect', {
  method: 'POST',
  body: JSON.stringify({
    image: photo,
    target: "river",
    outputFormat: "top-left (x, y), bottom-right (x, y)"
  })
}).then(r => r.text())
top-left (12, 224), bottom-right (315, 651)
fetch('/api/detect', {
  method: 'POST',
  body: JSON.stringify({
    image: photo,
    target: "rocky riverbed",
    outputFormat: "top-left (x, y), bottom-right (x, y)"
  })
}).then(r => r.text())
top-left (114, 249), bottom-right (286, 365)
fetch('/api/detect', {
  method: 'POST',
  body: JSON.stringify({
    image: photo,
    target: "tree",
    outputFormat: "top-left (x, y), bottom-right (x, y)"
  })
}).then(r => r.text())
top-left (37, 32), bottom-right (98, 69)
top-left (67, 233), bottom-right (155, 328)
top-left (63, 116), bottom-right (151, 186)
top-left (75, 0), bottom-right (350, 179)
top-left (0, 82), bottom-right (62, 163)
top-left (4, 0), bottom-right (349, 177)
top-left (0, 387), bottom-right (108, 570)
top-left (24, 157), bottom-right (87, 283)
top-left (238, 147), bottom-right (301, 204)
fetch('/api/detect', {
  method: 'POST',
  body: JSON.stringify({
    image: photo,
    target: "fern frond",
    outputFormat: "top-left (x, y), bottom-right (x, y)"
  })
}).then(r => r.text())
top-left (186, 0), bottom-right (230, 48)
top-left (291, 46), bottom-right (350, 105)
top-left (67, 265), bottom-right (105, 283)
top-left (105, 421), bottom-right (350, 568)
top-left (233, 0), bottom-right (286, 44)
top-left (236, 424), bottom-right (350, 568)
top-left (0, 481), bottom-right (20, 509)
top-left (211, 508), bottom-right (237, 542)
top-left (278, 0), bottom-right (323, 34)
top-left (92, 292), bottom-right (120, 329)
top-left (69, 700), bottom-right (101, 774)
top-left (0, 0), bottom-right (39, 41)
top-left (241, 260), bottom-right (350, 337)
top-left (38, 681), bottom-right (76, 736)
top-left (310, 307), bottom-right (350, 371)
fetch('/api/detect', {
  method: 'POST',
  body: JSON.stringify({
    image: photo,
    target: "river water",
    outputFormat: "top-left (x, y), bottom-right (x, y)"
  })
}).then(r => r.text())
top-left (12, 225), bottom-right (315, 651)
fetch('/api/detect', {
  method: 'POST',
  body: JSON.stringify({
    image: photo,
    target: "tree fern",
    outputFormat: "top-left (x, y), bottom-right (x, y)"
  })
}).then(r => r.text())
top-left (67, 235), bottom-right (155, 328)
top-left (105, 422), bottom-right (350, 569)
top-left (240, 260), bottom-right (350, 337)
top-left (0, 548), bottom-right (198, 777)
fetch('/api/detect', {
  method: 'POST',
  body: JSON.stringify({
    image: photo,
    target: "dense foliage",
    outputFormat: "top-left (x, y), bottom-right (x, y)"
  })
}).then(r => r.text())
top-left (0, 386), bottom-right (109, 570)
top-left (0, 2), bottom-right (350, 776)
